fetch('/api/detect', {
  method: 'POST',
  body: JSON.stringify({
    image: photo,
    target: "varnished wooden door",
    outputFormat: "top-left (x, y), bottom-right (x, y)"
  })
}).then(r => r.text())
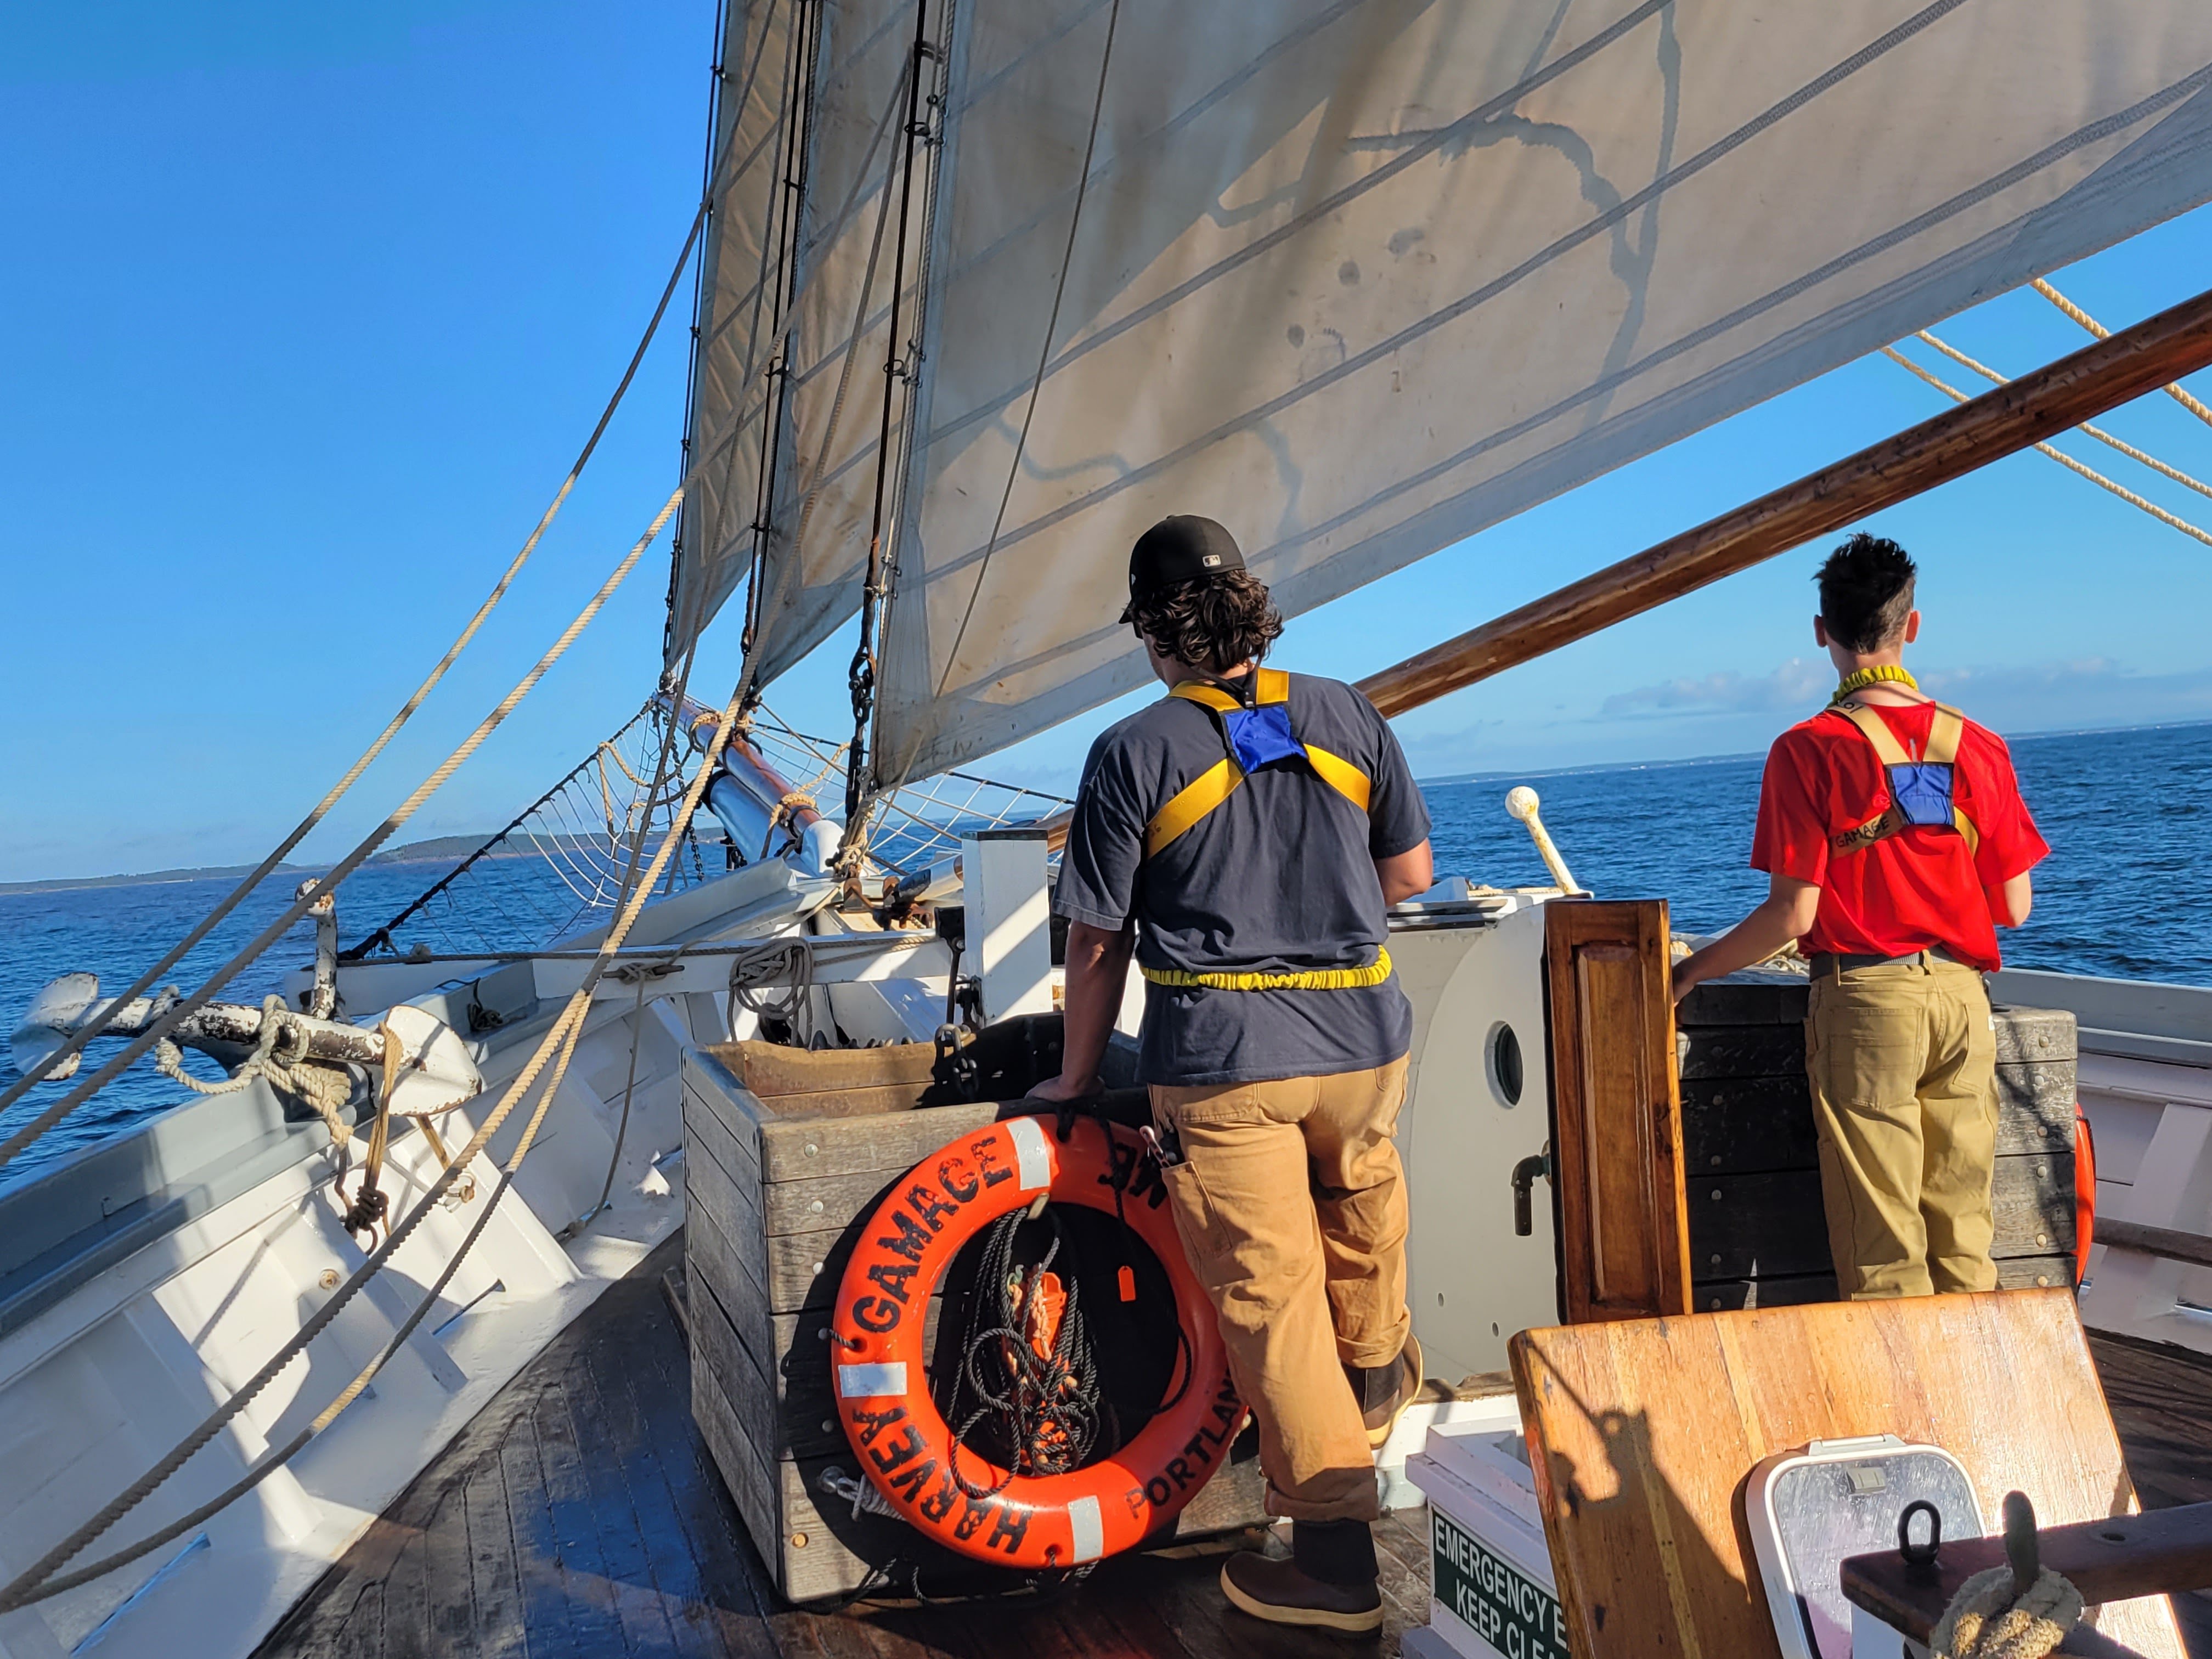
top-left (1543, 899), bottom-right (1692, 1322)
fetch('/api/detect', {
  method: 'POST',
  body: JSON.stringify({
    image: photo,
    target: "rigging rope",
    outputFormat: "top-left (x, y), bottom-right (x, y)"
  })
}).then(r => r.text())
top-left (0, 670), bottom-right (753, 1616)
top-left (0, 487), bottom-right (684, 1176)
top-left (0, 208), bottom-right (707, 1119)
top-left (1912, 329), bottom-right (2212, 503)
top-left (2033, 276), bottom-right (2212, 433)
top-left (841, 0), bottom-right (943, 854)
top-left (346, 703), bottom-right (658, 960)
top-left (1880, 346), bottom-right (2212, 550)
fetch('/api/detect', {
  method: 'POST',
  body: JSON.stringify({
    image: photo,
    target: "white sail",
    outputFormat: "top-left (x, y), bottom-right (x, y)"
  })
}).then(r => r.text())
top-left (669, 0), bottom-right (934, 686)
top-left (861, 0), bottom-right (2212, 786)
top-left (666, 0), bottom-right (800, 657)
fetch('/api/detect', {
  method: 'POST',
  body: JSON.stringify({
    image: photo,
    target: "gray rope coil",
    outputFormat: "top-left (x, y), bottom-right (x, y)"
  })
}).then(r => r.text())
top-left (726, 936), bottom-right (815, 1042)
top-left (154, 995), bottom-right (357, 1147)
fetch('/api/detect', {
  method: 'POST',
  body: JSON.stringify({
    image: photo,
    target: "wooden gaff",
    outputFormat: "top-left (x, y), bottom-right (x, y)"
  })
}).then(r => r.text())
top-left (1357, 283), bottom-right (2212, 716)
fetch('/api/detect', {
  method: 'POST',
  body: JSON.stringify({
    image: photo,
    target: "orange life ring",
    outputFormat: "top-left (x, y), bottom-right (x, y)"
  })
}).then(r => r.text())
top-left (831, 1113), bottom-right (1243, 1569)
top-left (2074, 1102), bottom-right (2097, 1289)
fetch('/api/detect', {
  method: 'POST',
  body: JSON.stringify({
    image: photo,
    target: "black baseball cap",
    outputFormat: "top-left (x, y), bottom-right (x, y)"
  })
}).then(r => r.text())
top-left (1124, 515), bottom-right (1245, 615)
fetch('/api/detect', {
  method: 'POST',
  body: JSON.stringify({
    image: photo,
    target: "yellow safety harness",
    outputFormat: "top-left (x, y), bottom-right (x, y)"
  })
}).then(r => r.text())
top-left (1142, 669), bottom-right (1372, 856)
top-left (1137, 668), bottom-right (1391, 992)
top-left (1829, 699), bottom-right (1981, 856)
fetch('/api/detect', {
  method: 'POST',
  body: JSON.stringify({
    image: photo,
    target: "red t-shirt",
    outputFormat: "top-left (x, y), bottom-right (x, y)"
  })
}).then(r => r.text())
top-left (1751, 701), bottom-right (2048, 970)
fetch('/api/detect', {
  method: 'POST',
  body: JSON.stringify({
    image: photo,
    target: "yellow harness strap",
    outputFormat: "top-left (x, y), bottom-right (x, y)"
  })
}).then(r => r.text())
top-left (1831, 702), bottom-right (1980, 856)
top-left (1141, 946), bottom-right (1395, 992)
top-left (1137, 668), bottom-right (1390, 991)
top-left (1142, 669), bottom-right (1372, 856)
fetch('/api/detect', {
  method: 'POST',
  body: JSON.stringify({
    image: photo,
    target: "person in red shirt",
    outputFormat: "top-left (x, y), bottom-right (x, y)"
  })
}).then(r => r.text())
top-left (1672, 533), bottom-right (2048, 1297)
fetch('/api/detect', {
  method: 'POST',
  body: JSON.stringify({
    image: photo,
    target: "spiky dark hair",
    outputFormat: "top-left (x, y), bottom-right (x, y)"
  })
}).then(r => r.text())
top-left (1816, 533), bottom-right (1917, 652)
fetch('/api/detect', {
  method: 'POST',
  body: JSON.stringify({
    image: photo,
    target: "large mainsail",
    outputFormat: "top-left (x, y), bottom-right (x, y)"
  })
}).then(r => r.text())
top-left (857, 0), bottom-right (2212, 786)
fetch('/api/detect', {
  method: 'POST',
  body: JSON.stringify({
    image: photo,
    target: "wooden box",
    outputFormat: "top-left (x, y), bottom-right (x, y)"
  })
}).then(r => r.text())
top-left (679, 1017), bottom-right (1268, 1601)
top-left (1677, 973), bottom-right (2078, 1309)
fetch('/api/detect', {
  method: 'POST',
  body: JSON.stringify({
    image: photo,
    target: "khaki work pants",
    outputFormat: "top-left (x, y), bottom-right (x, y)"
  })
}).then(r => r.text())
top-left (1805, 955), bottom-right (1999, 1299)
top-left (1148, 1057), bottom-right (1411, 1523)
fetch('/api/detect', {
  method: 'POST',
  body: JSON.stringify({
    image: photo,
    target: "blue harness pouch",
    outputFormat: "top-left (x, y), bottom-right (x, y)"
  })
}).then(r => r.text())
top-left (1221, 703), bottom-right (1304, 774)
top-left (1886, 761), bottom-right (1955, 828)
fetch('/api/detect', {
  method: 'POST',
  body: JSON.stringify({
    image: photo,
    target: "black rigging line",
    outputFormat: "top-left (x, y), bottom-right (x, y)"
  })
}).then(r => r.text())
top-left (341, 704), bottom-right (654, 960)
top-left (736, 0), bottom-right (828, 694)
top-left (843, 0), bottom-right (939, 839)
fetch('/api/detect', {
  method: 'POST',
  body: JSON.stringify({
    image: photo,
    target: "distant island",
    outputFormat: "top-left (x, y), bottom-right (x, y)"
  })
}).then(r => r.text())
top-left (0, 830), bottom-right (740, 897)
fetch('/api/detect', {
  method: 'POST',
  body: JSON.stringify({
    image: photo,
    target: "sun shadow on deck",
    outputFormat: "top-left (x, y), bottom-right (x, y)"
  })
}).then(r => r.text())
top-left (255, 1232), bottom-right (1433, 1658)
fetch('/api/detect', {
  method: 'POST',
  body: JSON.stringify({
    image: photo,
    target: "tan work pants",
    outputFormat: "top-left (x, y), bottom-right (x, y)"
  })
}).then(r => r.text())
top-left (1805, 955), bottom-right (1999, 1299)
top-left (1149, 1057), bottom-right (1411, 1522)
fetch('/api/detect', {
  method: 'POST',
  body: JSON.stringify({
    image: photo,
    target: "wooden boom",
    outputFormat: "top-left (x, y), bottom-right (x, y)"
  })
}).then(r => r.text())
top-left (1357, 283), bottom-right (2212, 717)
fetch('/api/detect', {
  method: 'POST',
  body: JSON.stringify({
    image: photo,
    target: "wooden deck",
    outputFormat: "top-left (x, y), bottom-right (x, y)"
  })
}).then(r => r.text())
top-left (256, 1236), bottom-right (2212, 1659)
top-left (2091, 1328), bottom-right (2212, 1657)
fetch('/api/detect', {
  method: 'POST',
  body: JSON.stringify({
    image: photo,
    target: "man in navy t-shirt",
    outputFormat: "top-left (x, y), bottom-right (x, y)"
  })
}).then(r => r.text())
top-left (1035, 515), bottom-right (1433, 1633)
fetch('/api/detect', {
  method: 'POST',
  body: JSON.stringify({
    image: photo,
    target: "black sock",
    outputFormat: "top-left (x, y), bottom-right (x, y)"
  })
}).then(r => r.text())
top-left (1291, 1519), bottom-right (1378, 1585)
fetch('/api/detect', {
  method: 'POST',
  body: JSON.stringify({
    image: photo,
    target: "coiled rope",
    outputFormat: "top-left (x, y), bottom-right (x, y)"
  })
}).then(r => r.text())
top-left (945, 1212), bottom-right (1105, 1500)
top-left (0, 205), bottom-right (707, 1126)
top-left (0, 674), bottom-right (752, 1616)
top-left (726, 935), bottom-right (816, 1044)
top-left (150, 995), bottom-right (356, 1143)
top-left (1929, 1565), bottom-right (2083, 1659)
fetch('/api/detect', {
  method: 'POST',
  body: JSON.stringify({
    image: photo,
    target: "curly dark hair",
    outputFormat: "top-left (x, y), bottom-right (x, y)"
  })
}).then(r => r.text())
top-left (1122, 572), bottom-right (1284, 671)
top-left (1816, 532), bottom-right (1918, 652)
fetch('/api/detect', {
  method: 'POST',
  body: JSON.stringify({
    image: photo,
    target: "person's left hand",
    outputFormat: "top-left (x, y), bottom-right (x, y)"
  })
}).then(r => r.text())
top-left (1026, 1070), bottom-right (1099, 1103)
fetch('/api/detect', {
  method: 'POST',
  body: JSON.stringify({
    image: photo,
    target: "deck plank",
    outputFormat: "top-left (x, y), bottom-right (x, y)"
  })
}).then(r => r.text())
top-left (259, 1232), bottom-right (2212, 1659)
top-left (2091, 1330), bottom-right (2212, 1659)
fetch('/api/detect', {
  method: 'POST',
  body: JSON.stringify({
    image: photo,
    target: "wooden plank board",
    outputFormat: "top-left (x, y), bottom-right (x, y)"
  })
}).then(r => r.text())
top-left (1682, 1064), bottom-right (2075, 1176)
top-left (686, 1130), bottom-right (770, 1305)
top-left (687, 1246), bottom-right (777, 1454)
top-left (1509, 1290), bottom-right (2185, 1659)
top-left (1690, 1154), bottom-right (2076, 1279)
top-left (681, 1049), bottom-right (768, 1172)
top-left (757, 1099), bottom-right (1003, 1185)
top-left (1545, 900), bottom-right (1692, 1322)
top-left (716, 1039), bottom-right (940, 1097)
top-left (692, 1338), bottom-right (780, 1571)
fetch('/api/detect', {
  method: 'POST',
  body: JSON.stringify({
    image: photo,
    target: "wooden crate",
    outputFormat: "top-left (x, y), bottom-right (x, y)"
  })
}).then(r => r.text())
top-left (1677, 973), bottom-right (2078, 1310)
top-left (680, 1017), bottom-right (1268, 1602)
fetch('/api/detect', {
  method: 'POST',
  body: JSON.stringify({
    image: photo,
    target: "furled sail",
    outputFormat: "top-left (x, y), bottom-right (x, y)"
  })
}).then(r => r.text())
top-left (859, 0), bottom-right (2212, 786)
top-left (667, 0), bottom-right (934, 684)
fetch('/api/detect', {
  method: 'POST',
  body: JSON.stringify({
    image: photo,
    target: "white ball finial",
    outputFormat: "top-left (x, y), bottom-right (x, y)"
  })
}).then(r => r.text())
top-left (1505, 786), bottom-right (1541, 823)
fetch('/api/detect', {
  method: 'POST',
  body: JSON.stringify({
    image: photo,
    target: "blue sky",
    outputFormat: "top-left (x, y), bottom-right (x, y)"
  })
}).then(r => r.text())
top-left (6, 4), bottom-right (2212, 882)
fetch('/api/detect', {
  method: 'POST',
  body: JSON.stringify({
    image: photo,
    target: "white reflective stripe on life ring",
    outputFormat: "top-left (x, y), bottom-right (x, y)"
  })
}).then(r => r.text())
top-left (837, 1362), bottom-right (908, 1398)
top-left (1007, 1114), bottom-right (1051, 1190)
top-left (1067, 1493), bottom-right (1105, 1564)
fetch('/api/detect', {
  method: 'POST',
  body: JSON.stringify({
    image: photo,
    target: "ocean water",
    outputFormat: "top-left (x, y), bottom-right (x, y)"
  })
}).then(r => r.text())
top-left (4, 720), bottom-right (2209, 1192)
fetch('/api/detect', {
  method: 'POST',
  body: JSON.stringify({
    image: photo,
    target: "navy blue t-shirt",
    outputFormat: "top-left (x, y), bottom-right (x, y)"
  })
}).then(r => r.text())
top-left (1054, 672), bottom-right (1431, 1086)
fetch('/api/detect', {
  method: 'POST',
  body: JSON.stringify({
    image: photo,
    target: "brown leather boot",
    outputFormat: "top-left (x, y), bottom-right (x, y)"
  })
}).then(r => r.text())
top-left (1220, 1546), bottom-right (1384, 1633)
top-left (1346, 1332), bottom-right (1422, 1449)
